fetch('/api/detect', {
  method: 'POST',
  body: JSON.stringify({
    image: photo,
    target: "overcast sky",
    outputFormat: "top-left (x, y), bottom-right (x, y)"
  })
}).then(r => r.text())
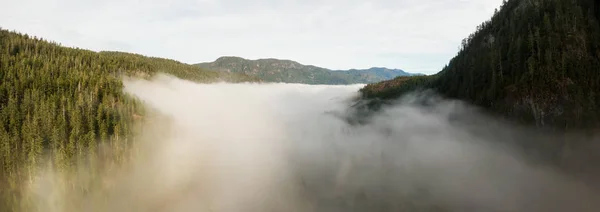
top-left (1, 0), bottom-right (502, 74)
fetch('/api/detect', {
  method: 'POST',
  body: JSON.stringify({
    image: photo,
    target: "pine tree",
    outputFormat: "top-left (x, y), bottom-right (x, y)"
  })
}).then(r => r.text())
top-left (0, 28), bottom-right (257, 209)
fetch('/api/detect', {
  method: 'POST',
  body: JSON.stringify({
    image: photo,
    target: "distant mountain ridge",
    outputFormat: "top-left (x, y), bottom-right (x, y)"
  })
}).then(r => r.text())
top-left (196, 56), bottom-right (416, 84)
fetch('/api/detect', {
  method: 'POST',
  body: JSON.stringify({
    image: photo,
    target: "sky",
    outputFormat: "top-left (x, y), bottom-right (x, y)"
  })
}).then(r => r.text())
top-left (1, 0), bottom-right (503, 74)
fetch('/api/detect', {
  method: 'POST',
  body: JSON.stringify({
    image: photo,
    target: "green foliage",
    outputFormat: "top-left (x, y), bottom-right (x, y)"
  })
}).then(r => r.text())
top-left (361, 0), bottom-right (600, 129)
top-left (197, 56), bottom-right (414, 84)
top-left (0, 28), bottom-right (256, 211)
top-left (361, 75), bottom-right (438, 99)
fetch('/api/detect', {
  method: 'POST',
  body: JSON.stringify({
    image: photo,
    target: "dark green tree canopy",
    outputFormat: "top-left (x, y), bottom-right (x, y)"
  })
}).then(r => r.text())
top-left (0, 28), bottom-right (256, 211)
top-left (362, 0), bottom-right (600, 130)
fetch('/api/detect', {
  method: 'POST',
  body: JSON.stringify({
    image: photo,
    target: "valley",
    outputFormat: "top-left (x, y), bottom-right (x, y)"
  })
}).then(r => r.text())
top-left (2, 0), bottom-right (600, 211)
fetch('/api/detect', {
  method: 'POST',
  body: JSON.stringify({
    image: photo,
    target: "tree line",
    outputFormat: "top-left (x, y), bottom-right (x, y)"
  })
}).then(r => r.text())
top-left (0, 28), bottom-right (255, 211)
top-left (362, 0), bottom-right (600, 130)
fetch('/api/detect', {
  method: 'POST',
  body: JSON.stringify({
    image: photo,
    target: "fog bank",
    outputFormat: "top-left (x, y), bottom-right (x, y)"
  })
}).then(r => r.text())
top-left (32, 75), bottom-right (600, 212)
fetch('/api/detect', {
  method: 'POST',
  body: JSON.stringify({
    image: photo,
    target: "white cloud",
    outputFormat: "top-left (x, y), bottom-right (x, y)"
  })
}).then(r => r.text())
top-left (29, 76), bottom-right (598, 211)
top-left (0, 0), bottom-right (503, 74)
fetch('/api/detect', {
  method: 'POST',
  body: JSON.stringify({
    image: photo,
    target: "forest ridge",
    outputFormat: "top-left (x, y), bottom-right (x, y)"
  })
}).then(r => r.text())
top-left (361, 0), bottom-right (600, 130)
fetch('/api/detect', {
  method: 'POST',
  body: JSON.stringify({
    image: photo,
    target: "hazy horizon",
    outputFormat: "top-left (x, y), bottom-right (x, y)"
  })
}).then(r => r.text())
top-left (1, 0), bottom-right (504, 74)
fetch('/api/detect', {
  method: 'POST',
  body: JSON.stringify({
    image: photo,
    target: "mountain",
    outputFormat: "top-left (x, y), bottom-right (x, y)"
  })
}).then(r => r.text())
top-left (334, 67), bottom-right (418, 82)
top-left (360, 0), bottom-right (600, 130)
top-left (196, 56), bottom-right (415, 84)
top-left (0, 28), bottom-right (258, 211)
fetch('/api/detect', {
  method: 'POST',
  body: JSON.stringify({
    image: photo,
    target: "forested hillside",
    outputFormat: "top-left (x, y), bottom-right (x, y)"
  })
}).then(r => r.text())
top-left (0, 28), bottom-right (256, 211)
top-left (361, 0), bottom-right (600, 130)
top-left (197, 56), bottom-right (415, 84)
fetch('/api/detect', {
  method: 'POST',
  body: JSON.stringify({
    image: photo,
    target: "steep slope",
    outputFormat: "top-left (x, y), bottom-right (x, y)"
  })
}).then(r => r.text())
top-left (361, 0), bottom-right (600, 130)
top-left (0, 28), bottom-right (257, 211)
top-left (197, 56), bottom-right (414, 84)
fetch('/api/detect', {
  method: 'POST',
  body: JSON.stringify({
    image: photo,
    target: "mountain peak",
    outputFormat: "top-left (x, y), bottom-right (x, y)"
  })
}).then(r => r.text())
top-left (215, 56), bottom-right (246, 62)
top-left (197, 56), bottom-right (415, 84)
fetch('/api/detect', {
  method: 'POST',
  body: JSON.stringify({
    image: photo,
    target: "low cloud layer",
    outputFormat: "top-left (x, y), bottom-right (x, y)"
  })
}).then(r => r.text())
top-left (29, 75), bottom-right (600, 211)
